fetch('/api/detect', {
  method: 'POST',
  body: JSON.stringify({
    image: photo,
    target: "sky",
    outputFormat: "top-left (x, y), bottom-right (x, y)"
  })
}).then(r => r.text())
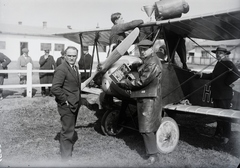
top-left (0, 0), bottom-right (239, 30)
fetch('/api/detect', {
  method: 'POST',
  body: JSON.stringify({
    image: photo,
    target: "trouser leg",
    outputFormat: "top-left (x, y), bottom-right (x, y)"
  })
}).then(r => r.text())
top-left (141, 132), bottom-right (158, 155)
top-left (59, 106), bottom-right (78, 160)
top-left (214, 99), bottom-right (231, 137)
top-left (41, 87), bottom-right (46, 96)
top-left (176, 38), bottom-right (188, 69)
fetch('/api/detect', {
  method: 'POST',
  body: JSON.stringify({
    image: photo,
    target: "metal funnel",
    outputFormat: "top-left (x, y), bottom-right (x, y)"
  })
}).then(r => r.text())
top-left (143, 5), bottom-right (155, 17)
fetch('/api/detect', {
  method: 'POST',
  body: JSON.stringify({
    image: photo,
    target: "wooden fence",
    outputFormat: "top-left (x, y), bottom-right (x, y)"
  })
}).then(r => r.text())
top-left (0, 63), bottom-right (93, 97)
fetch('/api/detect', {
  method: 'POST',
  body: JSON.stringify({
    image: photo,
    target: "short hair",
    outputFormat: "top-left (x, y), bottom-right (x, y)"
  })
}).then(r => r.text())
top-left (111, 12), bottom-right (121, 24)
top-left (65, 46), bottom-right (78, 54)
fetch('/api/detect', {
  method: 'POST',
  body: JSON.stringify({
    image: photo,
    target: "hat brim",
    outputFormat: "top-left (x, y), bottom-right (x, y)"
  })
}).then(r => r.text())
top-left (138, 45), bottom-right (151, 48)
top-left (211, 50), bottom-right (231, 55)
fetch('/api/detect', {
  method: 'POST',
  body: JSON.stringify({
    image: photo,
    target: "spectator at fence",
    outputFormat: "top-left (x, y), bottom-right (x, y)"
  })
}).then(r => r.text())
top-left (56, 49), bottom-right (65, 67)
top-left (0, 52), bottom-right (11, 100)
top-left (17, 48), bottom-right (34, 85)
top-left (39, 49), bottom-right (56, 97)
top-left (78, 46), bottom-right (92, 81)
top-left (51, 46), bottom-right (81, 161)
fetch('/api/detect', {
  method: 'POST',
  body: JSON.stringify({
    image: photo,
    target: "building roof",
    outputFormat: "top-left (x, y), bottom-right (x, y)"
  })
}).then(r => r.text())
top-left (0, 23), bottom-right (73, 37)
top-left (195, 39), bottom-right (240, 47)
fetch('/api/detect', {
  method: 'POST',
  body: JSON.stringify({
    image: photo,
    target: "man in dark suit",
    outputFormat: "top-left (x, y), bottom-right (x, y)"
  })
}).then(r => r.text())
top-left (78, 46), bottom-right (92, 81)
top-left (199, 45), bottom-right (240, 144)
top-left (51, 46), bottom-right (81, 161)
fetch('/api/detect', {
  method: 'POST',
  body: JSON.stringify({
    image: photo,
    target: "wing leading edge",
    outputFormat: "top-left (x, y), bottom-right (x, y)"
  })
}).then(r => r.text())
top-left (164, 104), bottom-right (240, 120)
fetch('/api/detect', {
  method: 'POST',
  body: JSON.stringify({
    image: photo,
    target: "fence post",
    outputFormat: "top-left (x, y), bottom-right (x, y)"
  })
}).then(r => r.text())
top-left (26, 63), bottom-right (33, 97)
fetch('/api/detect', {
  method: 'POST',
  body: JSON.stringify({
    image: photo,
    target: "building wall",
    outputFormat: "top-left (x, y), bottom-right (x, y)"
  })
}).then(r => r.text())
top-left (0, 34), bottom-right (110, 63)
top-left (188, 45), bottom-right (240, 65)
top-left (0, 34), bottom-right (80, 61)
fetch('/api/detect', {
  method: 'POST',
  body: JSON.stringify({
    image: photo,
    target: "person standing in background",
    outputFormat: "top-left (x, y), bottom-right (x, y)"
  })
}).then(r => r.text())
top-left (198, 45), bottom-right (240, 144)
top-left (39, 49), bottom-right (56, 97)
top-left (56, 49), bottom-right (65, 67)
top-left (51, 46), bottom-right (81, 161)
top-left (0, 52), bottom-right (11, 100)
top-left (17, 48), bottom-right (34, 85)
top-left (78, 46), bottom-right (92, 81)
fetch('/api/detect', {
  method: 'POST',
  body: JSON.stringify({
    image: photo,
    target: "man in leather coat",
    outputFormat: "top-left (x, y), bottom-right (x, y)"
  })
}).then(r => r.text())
top-left (118, 39), bottom-right (162, 165)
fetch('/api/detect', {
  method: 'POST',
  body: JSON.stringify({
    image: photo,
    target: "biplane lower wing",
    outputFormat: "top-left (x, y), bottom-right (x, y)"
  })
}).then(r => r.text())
top-left (164, 104), bottom-right (240, 120)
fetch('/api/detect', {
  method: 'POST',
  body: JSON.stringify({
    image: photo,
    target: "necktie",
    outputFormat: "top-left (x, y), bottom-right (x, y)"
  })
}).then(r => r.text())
top-left (72, 65), bottom-right (77, 75)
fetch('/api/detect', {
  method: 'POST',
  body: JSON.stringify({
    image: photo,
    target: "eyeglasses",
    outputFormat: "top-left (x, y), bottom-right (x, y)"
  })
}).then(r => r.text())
top-left (67, 55), bottom-right (77, 58)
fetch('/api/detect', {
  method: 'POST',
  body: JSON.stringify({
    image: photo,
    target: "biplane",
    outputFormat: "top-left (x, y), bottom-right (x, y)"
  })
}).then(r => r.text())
top-left (56, 0), bottom-right (240, 153)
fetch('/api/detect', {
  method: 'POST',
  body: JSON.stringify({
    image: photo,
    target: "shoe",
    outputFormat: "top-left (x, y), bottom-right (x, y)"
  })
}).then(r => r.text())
top-left (221, 137), bottom-right (229, 144)
top-left (54, 132), bottom-right (60, 141)
top-left (146, 154), bottom-right (159, 166)
top-left (214, 134), bottom-right (229, 144)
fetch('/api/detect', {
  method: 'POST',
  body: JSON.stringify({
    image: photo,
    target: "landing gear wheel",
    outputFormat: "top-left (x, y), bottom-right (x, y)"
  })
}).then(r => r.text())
top-left (156, 117), bottom-right (179, 153)
top-left (101, 110), bottom-right (124, 136)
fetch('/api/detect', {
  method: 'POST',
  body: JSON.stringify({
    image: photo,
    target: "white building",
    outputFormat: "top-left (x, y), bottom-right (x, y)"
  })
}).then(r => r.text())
top-left (187, 39), bottom-right (240, 65)
top-left (0, 22), bottom-right (107, 62)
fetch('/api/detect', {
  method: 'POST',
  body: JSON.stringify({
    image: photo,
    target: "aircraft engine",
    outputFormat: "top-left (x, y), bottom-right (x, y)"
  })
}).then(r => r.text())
top-left (101, 55), bottom-right (142, 99)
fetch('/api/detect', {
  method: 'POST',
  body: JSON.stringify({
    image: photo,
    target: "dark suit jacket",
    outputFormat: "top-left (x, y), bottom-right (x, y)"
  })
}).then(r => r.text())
top-left (51, 61), bottom-right (81, 113)
top-left (202, 59), bottom-right (240, 100)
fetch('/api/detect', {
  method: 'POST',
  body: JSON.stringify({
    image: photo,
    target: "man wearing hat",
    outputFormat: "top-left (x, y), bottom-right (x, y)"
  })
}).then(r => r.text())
top-left (199, 45), bottom-right (240, 144)
top-left (17, 48), bottom-right (34, 85)
top-left (117, 39), bottom-right (163, 165)
top-left (39, 49), bottom-right (56, 97)
top-left (56, 49), bottom-right (65, 67)
top-left (78, 46), bottom-right (92, 81)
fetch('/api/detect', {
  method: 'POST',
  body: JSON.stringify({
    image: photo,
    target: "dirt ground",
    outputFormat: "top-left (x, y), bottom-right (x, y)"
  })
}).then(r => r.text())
top-left (0, 90), bottom-right (240, 168)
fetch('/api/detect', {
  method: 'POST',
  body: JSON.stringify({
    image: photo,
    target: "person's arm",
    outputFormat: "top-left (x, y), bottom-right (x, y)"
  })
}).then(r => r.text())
top-left (51, 69), bottom-right (67, 105)
top-left (118, 62), bottom-right (161, 90)
top-left (39, 56), bottom-right (47, 67)
top-left (116, 20), bottom-right (144, 33)
top-left (51, 56), bottom-right (56, 69)
top-left (1, 54), bottom-right (11, 68)
top-left (225, 61), bottom-right (240, 85)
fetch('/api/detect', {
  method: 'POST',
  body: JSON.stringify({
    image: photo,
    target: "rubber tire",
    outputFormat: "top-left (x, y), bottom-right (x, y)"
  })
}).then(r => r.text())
top-left (101, 109), bottom-right (124, 136)
top-left (156, 117), bottom-right (179, 153)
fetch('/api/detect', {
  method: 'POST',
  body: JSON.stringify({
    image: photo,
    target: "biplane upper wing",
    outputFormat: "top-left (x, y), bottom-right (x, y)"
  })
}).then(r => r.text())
top-left (56, 8), bottom-right (240, 45)
top-left (58, 27), bottom-right (111, 46)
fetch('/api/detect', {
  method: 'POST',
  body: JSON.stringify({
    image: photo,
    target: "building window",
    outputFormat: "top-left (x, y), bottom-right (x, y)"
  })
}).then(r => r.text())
top-left (0, 41), bottom-right (6, 49)
top-left (55, 44), bottom-right (65, 51)
top-left (201, 50), bottom-right (209, 58)
top-left (41, 43), bottom-right (51, 51)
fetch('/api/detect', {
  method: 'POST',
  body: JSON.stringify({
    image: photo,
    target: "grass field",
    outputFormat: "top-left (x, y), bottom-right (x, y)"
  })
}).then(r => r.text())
top-left (0, 61), bottom-right (240, 167)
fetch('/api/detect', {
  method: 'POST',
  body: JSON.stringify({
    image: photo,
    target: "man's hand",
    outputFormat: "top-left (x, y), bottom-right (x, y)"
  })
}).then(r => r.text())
top-left (193, 71), bottom-right (202, 79)
top-left (117, 79), bottom-right (131, 90)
